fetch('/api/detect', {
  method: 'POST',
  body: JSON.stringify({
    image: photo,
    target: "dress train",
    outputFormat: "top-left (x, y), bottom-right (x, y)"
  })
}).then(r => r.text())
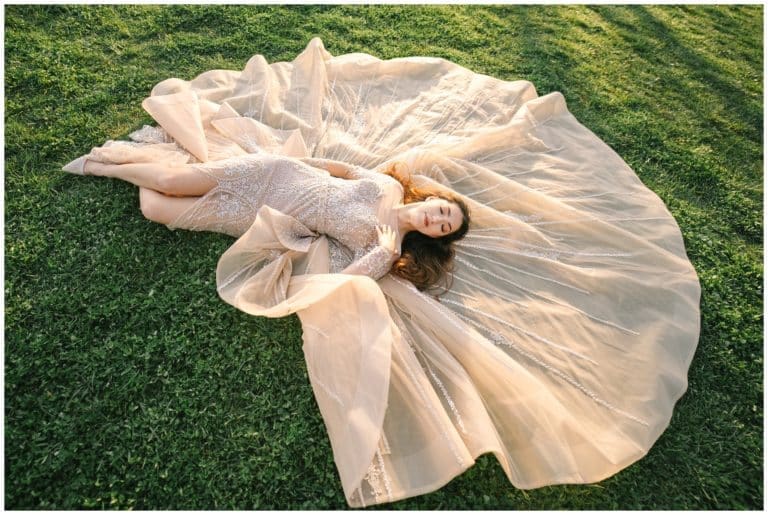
top-left (72, 38), bottom-right (701, 506)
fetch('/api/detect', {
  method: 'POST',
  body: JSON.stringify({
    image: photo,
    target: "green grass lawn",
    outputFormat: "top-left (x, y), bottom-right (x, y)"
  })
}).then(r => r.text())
top-left (5, 4), bottom-right (763, 510)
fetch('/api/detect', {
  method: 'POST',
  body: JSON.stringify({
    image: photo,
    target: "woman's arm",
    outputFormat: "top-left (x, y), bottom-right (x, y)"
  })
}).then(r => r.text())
top-left (341, 225), bottom-right (400, 280)
top-left (300, 157), bottom-right (355, 179)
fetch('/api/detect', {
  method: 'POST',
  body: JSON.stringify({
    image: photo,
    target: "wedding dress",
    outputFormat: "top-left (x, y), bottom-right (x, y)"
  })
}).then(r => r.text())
top-left (75, 38), bottom-right (701, 507)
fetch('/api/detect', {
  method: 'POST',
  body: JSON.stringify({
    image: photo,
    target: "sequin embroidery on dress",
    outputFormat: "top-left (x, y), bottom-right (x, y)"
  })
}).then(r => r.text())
top-left (170, 154), bottom-right (400, 278)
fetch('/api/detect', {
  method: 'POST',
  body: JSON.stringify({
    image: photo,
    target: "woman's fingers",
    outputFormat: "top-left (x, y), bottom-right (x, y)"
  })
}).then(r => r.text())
top-left (377, 224), bottom-right (398, 254)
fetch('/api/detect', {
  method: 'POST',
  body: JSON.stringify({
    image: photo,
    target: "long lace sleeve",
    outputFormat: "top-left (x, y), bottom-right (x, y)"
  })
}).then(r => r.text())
top-left (301, 157), bottom-right (400, 193)
top-left (300, 157), bottom-right (355, 178)
top-left (346, 165), bottom-right (393, 184)
top-left (341, 245), bottom-right (396, 280)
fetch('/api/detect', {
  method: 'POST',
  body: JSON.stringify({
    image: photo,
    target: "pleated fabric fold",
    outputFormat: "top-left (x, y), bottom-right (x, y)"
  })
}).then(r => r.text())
top-left (215, 206), bottom-right (395, 500)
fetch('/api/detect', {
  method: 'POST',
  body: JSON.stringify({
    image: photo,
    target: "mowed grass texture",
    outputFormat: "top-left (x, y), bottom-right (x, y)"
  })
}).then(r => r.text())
top-left (5, 4), bottom-right (762, 510)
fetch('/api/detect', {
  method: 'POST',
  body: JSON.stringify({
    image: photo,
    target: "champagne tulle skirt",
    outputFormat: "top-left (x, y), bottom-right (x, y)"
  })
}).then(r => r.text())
top-left (77, 38), bottom-right (701, 507)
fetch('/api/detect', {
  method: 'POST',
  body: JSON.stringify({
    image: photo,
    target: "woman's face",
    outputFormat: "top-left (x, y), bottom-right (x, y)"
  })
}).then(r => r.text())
top-left (413, 197), bottom-right (463, 238)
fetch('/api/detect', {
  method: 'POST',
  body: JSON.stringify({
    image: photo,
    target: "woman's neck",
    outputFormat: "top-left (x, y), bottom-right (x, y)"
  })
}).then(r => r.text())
top-left (394, 202), bottom-right (420, 235)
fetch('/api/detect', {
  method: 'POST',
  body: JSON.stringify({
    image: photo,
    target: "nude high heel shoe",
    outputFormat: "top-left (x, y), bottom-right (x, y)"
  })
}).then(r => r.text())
top-left (61, 155), bottom-right (91, 175)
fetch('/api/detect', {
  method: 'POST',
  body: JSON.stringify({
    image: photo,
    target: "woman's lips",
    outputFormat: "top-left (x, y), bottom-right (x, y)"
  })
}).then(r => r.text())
top-left (424, 213), bottom-right (429, 227)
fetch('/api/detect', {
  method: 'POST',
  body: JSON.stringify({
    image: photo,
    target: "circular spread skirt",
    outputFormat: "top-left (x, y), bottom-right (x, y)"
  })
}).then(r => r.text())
top-left (81, 38), bottom-right (701, 507)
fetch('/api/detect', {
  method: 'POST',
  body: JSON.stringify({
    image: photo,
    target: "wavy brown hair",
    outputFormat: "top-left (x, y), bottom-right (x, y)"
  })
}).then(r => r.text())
top-left (384, 162), bottom-right (470, 292)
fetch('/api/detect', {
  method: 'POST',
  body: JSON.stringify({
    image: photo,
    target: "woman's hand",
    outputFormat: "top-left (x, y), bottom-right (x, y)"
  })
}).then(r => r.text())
top-left (340, 227), bottom-right (399, 278)
top-left (376, 224), bottom-right (399, 257)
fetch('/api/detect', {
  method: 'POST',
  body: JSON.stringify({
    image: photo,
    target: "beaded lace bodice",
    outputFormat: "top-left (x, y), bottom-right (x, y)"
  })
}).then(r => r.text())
top-left (177, 154), bottom-right (400, 279)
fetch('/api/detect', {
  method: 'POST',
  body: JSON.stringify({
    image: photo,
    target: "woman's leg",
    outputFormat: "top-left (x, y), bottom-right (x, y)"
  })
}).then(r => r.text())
top-left (139, 187), bottom-right (202, 225)
top-left (84, 161), bottom-right (217, 196)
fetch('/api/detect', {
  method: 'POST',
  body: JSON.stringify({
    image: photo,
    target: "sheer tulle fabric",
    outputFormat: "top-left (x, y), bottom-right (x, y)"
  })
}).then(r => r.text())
top-left (78, 38), bottom-right (701, 506)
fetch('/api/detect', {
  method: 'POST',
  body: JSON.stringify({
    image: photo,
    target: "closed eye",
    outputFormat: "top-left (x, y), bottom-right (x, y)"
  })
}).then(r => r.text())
top-left (439, 207), bottom-right (444, 215)
top-left (441, 224), bottom-right (447, 232)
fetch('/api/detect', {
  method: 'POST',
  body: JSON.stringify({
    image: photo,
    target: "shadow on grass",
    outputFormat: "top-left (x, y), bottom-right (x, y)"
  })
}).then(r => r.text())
top-left (487, 6), bottom-right (584, 97)
top-left (594, 5), bottom-right (760, 139)
top-left (585, 5), bottom-right (762, 242)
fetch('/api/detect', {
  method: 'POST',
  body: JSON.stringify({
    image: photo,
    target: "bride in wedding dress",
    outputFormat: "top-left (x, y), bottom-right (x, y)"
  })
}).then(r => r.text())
top-left (62, 38), bottom-right (701, 507)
